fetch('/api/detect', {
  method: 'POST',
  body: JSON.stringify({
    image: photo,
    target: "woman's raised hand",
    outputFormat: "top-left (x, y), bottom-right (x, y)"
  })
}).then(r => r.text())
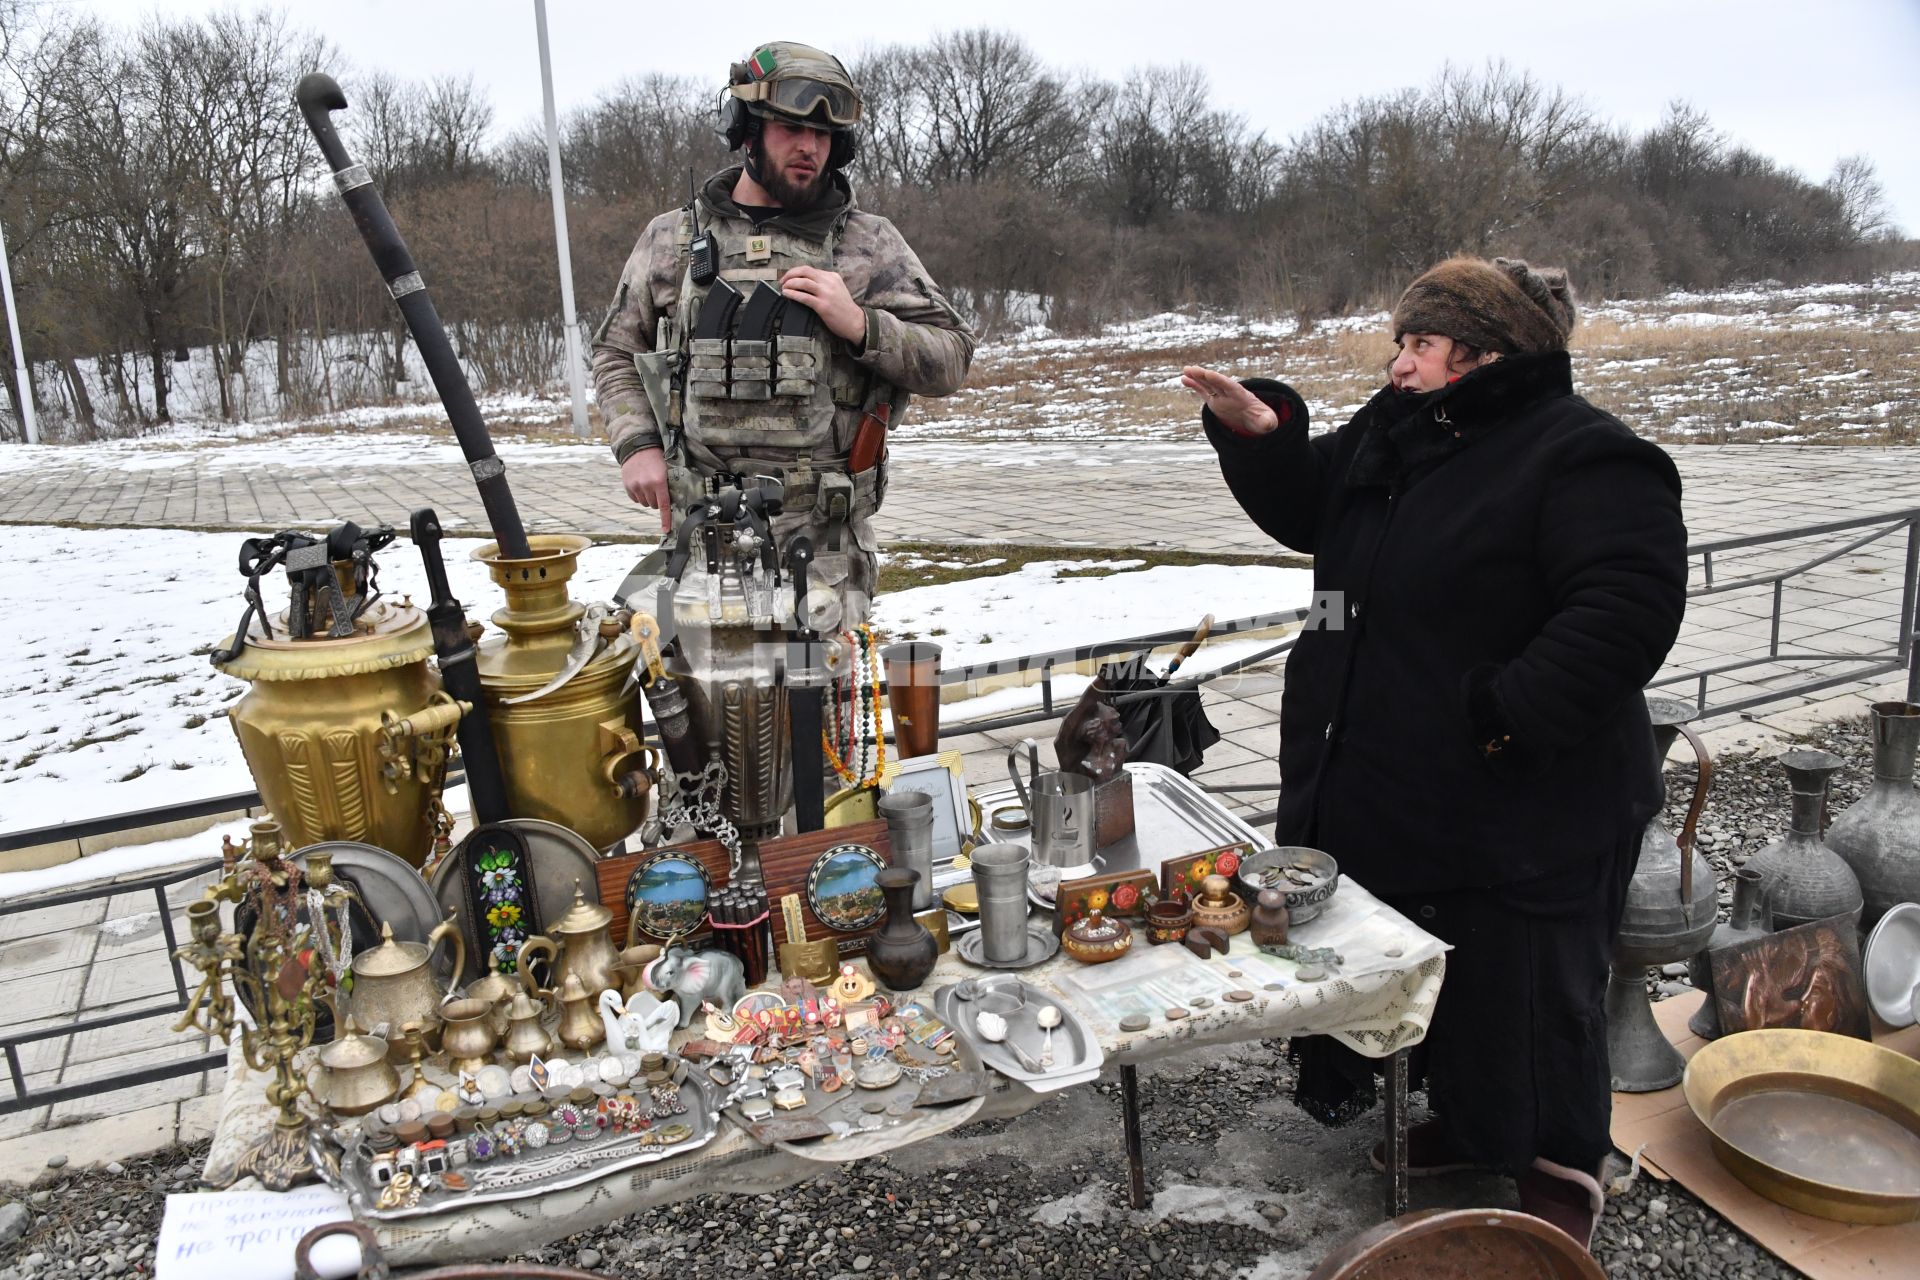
top-left (1181, 366), bottom-right (1279, 435)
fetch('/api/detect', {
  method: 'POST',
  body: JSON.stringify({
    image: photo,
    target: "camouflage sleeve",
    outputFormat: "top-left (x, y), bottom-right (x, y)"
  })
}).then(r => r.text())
top-left (846, 215), bottom-right (976, 398)
top-left (590, 212), bottom-right (680, 463)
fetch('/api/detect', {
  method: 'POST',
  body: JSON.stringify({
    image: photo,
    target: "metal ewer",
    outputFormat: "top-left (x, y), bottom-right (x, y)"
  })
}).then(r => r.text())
top-left (1687, 866), bottom-right (1775, 1040)
top-left (1827, 701), bottom-right (1920, 928)
top-left (1606, 696), bottom-right (1719, 1092)
top-left (1746, 748), bottom-right (1862, 930)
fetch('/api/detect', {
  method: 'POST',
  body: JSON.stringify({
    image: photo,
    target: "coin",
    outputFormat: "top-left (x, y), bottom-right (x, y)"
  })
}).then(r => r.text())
top-left (1164, 1008), bottom-right (1189, 1021)
top-left (1119, 1014), bottom-right (1150, 1032)
top-left (1225, 989), bottom-right (1254, 1003)
top-left (1297, 965), bottom-right (1327, 982)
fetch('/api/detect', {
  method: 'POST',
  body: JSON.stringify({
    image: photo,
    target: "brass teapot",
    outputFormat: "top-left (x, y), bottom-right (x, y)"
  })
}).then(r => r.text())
top-left (517, 883), bottom-right (619, 1003)
top-left (347, 915), bottom-right (466, 1060)
top-left (502, 991), bottom-right (557, 1064)
top-left (310, 1021), bottom-right (402, 1117)
top-left (554, 973), bottom-right (607, 1052)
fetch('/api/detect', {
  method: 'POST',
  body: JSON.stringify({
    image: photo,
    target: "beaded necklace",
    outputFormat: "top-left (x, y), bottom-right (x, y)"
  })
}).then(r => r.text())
top-left (824, 624), bottom-right (886, 787)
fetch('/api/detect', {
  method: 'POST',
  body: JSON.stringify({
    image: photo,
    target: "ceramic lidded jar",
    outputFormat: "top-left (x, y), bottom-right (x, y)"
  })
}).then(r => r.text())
top-left (1146, 899), bottom-right (1193, 946)
top-left (1063, 910), bottom-right (1133, 965)
top-left (867, 868), bottom-right (939, 992)
top-left (1190, 874), bottom-right (1249, 936)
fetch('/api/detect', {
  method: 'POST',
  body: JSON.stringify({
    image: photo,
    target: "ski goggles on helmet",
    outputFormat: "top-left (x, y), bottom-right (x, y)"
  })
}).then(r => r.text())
top-left (731, 76), bottom-right (862, 127)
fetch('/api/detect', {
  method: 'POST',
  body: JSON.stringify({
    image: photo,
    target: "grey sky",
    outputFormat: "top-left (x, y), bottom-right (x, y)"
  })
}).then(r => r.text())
top-left (71, 0), bottom-right (1920, 237)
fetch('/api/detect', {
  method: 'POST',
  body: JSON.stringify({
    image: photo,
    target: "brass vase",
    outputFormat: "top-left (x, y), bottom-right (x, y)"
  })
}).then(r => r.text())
top-left (213, 597), bottom-right (457, 866)
top-left (473, 535), bottom-right (652, 850)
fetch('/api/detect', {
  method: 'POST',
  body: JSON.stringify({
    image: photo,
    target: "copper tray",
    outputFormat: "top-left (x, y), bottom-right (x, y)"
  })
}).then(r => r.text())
top-left (1683, 1027), bottom-right (1920, 1223)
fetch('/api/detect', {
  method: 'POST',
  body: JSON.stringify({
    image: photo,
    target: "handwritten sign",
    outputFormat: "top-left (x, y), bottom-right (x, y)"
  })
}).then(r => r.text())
top-left (156, 1186), bottom-right (359, 1280)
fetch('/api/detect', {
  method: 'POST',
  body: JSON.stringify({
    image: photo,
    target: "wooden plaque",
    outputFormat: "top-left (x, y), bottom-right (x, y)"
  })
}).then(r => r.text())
top-left (755, 819), bottom-right (895, 954)
top-left (595, 838), bottom-right (732, 947)
top-left (1053, 869), bottom-right (1158, 940)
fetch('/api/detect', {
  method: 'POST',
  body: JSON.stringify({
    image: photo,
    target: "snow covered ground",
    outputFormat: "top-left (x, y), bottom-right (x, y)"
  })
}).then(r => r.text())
top-left (0, 524), bottom-right (1311, 839)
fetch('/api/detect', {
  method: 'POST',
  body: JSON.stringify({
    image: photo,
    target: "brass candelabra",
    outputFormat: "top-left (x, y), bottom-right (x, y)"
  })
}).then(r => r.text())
top-left (173, 818), bottom-right (356, 1190)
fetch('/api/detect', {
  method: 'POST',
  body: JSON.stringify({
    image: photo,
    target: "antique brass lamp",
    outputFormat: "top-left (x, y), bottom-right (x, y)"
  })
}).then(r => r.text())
top-left (173, 818), bottom-right (357, 1190)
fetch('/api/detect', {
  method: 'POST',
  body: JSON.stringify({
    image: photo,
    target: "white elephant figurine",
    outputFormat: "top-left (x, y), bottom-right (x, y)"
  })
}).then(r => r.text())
top-left (598, 988), bottom-right (677, 1055)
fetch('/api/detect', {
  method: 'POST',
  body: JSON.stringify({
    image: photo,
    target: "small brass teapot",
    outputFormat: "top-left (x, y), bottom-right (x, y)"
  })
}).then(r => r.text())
top-left (502, 991), bottom-right (557, 1065)
top-left (311, 1020), bottom-right (402, 1117)
top-left (517, 882), bottom-right (619, 1003)
top-left (348, 914), bottom-right (466, 1060)
top-left (554, 973), bottom-right (607, 1052)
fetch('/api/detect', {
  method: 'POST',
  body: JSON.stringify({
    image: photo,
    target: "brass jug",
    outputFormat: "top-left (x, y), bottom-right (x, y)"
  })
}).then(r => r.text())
top-left (213, 596), bottom-right (464, 866)
top-left (439, 997), bottom-right (499, 1075)
top-left (461, 970), bottom-right (520, 1037)
top-left (554, 973), bottom-right (606, 1052)
top-left (502, 991), bottom-right (556, 1064)
top-left (347, 916), bottom-right (466, 1060)
top-left (517, 883), bottom-right (620, 1003)
top-left (472, 535), bottom-right (653, 849)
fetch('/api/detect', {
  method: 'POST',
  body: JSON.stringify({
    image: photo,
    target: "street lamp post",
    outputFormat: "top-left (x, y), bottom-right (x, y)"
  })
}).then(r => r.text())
top-left (533, 0), bottom-right (590, 438)
top-left (0, 215), bottom-right (39, 445)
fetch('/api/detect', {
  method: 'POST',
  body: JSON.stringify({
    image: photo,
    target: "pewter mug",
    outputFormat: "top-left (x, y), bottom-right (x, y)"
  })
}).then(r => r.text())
top-left (1006, 740), bottom-right (1097, 868)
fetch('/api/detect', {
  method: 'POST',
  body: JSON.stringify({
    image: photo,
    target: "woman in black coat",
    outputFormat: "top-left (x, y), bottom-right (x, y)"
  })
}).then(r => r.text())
top-left (1183, 257), bottom-right (1688, 1249)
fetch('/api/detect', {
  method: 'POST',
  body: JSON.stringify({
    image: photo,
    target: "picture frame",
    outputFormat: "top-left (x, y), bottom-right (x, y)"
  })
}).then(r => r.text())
top-left (1709, 913), bottom-right (1872, 1040)
top-left (757, 819), bottom-right (896, 954)
top-left (1159, 841), bottom-right (1256, 906)
top-left (594, 837), bottom-right (731, 947)
top-left (1053, 870), bottom-right (1159, 940)
top-left (878, 750), bottom-right (973, 861)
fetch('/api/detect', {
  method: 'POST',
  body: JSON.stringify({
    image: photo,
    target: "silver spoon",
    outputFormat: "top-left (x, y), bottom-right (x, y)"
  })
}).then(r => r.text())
top-left (1035, 1005), bottom-right (1061, 1069)
top-left (973, 1011), bottom-right (1042, 1072)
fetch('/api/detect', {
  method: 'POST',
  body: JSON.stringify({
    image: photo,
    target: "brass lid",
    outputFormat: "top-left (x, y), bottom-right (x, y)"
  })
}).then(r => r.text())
top-left (354, 922), bottom-right (426, 978)
top-left (559, 972), bottom-right (591, 1002)
top-left (551, 882), bottom-right (611, 936)
top-left (212, 599), bottom-right (434, 682)
top-left (507, 992), bottom-right (543, 1020)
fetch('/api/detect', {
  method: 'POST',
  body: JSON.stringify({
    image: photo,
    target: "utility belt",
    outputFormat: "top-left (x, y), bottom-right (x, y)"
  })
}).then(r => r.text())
top-left (667, 457), bottom-right (881, 523)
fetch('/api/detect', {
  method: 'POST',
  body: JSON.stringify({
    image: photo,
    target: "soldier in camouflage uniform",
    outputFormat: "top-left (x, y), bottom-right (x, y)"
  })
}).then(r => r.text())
top-left (592, 42), bottom-right (975, 631)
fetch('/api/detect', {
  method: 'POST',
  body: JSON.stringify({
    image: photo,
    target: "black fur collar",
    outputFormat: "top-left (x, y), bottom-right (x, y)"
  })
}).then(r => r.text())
top-left (1346, 351), bottom-right (1574, 492)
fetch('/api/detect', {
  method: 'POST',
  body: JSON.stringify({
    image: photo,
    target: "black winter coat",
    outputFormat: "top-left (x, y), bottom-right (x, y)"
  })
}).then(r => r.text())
top-left (1205, 351), bottom-right (1688, 894)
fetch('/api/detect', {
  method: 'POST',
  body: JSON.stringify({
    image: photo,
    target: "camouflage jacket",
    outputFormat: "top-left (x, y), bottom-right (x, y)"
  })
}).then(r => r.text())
top-left (591, 167), bottom-right (975, 467)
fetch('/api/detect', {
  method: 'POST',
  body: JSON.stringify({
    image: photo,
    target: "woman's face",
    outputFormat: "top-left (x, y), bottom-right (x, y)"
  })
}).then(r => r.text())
top-left (1389, 333), bottom-right (1490, 392)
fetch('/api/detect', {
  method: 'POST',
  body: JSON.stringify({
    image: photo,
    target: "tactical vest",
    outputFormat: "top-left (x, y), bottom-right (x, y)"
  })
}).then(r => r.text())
top-left (652, 206), bottom-right (875, 477)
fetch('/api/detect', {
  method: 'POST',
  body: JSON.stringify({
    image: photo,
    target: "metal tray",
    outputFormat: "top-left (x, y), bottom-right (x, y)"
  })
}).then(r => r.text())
top-left (968, 763), bottom-right (1263, 904)
top-left (429, 817), bottom-right (603, 986)
top-left (724, 1002), bottom-right (988, 1163)
top-left (933, 980), bottom-right (1106, 1092)
top-left (1865, 902), bottom-right (1920, 1028)
top-left (319, 1071), bottom-right (721, 1220)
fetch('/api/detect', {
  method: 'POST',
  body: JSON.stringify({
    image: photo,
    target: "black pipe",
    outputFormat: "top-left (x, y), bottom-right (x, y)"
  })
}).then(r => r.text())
top-left (296, 73), bottom-right (531, 559)
top-left (411, 508), bottom-right (511, 824)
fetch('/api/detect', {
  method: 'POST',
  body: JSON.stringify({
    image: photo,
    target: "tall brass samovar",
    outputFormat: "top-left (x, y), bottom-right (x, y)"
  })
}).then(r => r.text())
top-left (472, 534), bottom-right (653, 849)
top-left (213, 538), bottom-right (463, 867)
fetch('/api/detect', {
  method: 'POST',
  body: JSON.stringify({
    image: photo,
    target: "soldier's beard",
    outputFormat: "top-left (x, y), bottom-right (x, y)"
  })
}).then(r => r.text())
top-left (759, 155), bottom-right (829, 212)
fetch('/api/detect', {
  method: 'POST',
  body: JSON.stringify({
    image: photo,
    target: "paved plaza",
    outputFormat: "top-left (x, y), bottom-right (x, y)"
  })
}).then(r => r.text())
top-left (3, 437), bottom-right (1919, 1179)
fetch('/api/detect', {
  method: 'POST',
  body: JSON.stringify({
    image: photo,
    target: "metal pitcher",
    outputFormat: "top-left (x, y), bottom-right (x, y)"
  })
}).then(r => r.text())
top-left (347, 915), bottom-right (466, 1061)
top-left (1006, 741), bottom-right (1096, 870)
top-left (516, 882), bottom-right (620, 1004)
top-left (1828, 701), bottom-right (1920, 928)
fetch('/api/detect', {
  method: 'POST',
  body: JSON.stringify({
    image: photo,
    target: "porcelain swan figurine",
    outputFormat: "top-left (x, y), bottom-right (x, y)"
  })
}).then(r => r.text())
top-left (597, 988), bottom-right (677, 1055)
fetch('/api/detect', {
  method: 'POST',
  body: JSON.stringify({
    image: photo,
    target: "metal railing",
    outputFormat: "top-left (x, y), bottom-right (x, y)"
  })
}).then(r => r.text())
top-left (4, 507), bottom-right (1918, 1113)
top-left (0, 857), bottom-right (225, 1115)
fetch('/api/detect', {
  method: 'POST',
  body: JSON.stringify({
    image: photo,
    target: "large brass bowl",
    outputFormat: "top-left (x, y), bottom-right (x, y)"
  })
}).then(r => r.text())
top-left (1683, 1028), bottom-right (1920, 1223)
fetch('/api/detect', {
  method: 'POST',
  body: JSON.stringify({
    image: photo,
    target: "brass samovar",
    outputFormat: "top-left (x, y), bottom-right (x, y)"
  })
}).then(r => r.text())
top-left (472, 535), bottom-right (653, 849)
top-left (213, 538), bottom-right (463, 867)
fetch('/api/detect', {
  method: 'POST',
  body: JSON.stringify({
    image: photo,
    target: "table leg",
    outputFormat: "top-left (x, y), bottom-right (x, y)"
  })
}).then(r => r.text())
top-left (1120, 1063), bottom-right (1148, 1210)
top-left (1383, 1047), bottom-right (1408, 1219)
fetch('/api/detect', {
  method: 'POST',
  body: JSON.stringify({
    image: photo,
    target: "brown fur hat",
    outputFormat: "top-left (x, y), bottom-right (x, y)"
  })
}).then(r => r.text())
top-left (1391, 256), bottom-right (1577, 354)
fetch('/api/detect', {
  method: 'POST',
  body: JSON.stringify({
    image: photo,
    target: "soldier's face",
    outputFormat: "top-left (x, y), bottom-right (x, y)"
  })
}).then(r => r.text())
top-left (755, 118), bottom-right (832, 208)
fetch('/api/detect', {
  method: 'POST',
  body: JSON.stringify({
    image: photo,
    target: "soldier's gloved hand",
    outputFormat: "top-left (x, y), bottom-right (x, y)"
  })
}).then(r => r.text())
top-left (779, 266), bottom-right (866, 348)
top-left (621, 447), bottom-right (672, 532)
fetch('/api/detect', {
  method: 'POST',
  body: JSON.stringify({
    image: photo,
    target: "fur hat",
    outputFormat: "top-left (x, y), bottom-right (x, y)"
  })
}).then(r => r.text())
top-left (1391, 256), bottom-right (1577, 354)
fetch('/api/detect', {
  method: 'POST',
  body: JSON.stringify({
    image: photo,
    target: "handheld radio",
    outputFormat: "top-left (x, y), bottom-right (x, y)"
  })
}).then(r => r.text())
top-left (688, 169), bottom-right (718, 286)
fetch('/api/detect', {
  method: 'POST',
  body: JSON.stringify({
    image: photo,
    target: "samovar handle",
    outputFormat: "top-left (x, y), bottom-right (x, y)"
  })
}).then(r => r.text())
top-left (517, 935), bottom-right (559, 1002)
top-left (426, 909), bottom-right (467, 994)
top-left (1672, 722), bottom-right (1715, 909)
top-left (599, 717), bottom-right (657, 796)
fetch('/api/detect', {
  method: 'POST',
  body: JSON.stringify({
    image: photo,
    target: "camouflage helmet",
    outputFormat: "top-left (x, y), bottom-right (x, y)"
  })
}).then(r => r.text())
top-left (725, 42), bottom-right (863, 135)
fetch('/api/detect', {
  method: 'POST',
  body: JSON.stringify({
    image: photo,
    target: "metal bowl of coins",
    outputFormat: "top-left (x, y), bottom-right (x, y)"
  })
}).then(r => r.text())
top-left (1234, 846), bottom-right (1339, 925)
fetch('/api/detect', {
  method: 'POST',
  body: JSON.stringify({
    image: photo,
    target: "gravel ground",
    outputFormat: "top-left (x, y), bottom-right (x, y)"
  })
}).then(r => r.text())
top-left (1, 716), bottom-right (1890, 1280)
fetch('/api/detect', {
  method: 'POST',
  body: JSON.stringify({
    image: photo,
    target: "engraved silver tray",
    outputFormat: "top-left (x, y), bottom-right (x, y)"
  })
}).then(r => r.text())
top-left (314, 1073), bottom-right (721, 1219)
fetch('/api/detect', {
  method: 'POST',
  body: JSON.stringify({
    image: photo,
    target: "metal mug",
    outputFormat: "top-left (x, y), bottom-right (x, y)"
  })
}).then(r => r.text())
top-left (1007, 745), bottom-right (1097, 870)
top-left (878, 790), bottom-right (936, 911)
top-left (970, 842), bottom-right (1032, 964)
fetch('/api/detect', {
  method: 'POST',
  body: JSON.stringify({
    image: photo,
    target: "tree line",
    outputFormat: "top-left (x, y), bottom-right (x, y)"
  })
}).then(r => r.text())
top-left (0, 8), bottom-right (1906, 439)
